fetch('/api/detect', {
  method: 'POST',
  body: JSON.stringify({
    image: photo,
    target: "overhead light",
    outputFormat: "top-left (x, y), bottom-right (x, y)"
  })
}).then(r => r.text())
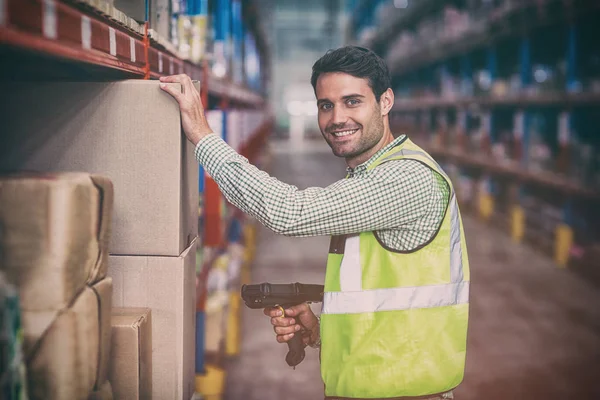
top-left (304, 101), bottom-right (318, 116)
top-left (534, 68), bottom-right (548, 83)
top-left (287, 101), bottom-right (305, 116)
top-left (212, 62), bottom-right (227, 78)
top-left (394, 0), bottom-right (408, 9)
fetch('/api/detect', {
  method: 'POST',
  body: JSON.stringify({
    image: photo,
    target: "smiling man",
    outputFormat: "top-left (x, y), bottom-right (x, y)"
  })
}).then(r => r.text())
top-left (160, 46), bottom-right (470, 400)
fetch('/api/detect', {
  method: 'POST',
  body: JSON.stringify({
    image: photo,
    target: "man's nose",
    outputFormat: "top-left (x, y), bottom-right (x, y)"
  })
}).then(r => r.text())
top-left (331, 106), bottom-right (347, 125)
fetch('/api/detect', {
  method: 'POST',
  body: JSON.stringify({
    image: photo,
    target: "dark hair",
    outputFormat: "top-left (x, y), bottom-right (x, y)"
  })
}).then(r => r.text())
top-left (311, 46), bottom-right (391, 101)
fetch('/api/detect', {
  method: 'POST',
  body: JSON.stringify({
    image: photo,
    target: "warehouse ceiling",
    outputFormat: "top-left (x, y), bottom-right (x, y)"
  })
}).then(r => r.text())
top-left (253, 0), bottom-right (349, 130)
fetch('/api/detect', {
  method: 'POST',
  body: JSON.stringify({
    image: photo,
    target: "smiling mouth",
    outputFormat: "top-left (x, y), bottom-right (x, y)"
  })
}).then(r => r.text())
top-left (330, 129), bottom-right (358, 137)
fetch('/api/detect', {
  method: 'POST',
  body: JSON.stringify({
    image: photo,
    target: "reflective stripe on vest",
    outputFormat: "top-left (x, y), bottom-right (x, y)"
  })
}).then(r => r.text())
top-left (323, 148), bottom-right (466, 315)
top-left (322, 280), bottom-right (469, 314)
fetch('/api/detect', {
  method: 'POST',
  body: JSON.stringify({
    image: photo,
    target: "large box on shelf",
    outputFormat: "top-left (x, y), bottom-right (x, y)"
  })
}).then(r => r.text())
top-left (109, 308), bottom-right (152, 400)
top-left (0, 173), bottom-right (113, 342)
top-left (107, 238), bottom-right (197, 400)
top-left (26, 278), bottom-right (112, 400)
top-left (0, 80), bottom-right (199, 256)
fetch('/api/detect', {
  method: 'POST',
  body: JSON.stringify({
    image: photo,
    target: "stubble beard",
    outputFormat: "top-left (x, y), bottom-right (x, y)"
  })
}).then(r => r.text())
top-left (324, 110), bottom-right (385, 160)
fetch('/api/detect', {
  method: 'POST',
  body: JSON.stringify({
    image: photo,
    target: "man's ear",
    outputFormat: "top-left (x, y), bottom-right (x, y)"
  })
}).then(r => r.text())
top-left (380, 88), bottom-right (394, 116)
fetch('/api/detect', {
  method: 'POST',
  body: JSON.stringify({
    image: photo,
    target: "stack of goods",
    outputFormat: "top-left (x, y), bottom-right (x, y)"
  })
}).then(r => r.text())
top-left (108, 308), bottom-right (152, 399)
top-left (0, 80), bottom-right (200, 399)
top-left (0, 173), bottom-right (114, 399)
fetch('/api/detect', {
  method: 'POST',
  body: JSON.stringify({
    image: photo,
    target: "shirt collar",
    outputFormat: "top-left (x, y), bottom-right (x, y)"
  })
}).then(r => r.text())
top-left (346, 134), bottom-right (406, 175)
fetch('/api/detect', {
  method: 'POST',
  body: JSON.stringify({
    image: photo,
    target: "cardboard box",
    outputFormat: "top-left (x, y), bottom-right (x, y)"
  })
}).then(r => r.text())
top-left (26, 278), bottom-right (111, 400)
top-left (114, 0), bottom-right (153, 24)
top-left (0, 80), bottom-right (199, 256)
top-left (109, 308), bottom-right (152, 400)
top-left (0, 173), bottom-right (113, 322)
top-left (91, 278), bottom-right (114, 389)
top-left (108, 238), bottom-right (197, 400)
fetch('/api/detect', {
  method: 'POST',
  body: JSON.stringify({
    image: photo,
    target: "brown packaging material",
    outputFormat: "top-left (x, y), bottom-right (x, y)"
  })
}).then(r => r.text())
top-left (0, 173), bottom-right (113, 347)
top-left (0, 80), bottom-right (199, 256)
top-left (108, 238), bottom-right (197, 400)
top-left (114, 0), bottom-right (155, 25)
top-left (26, 277), bottom-right (112, 400)
top-left (91, 277), bottom-right (113, 389)
top-left (109, 308), bottom-right (152, 400)
top-left (88, 381), bottom-right (114, 400)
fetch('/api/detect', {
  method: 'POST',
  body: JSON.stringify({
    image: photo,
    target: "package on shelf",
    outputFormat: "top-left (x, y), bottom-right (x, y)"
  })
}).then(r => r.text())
top-left (87, 381), bottom-right (113, 400)
top-left (153, 0), bottom-right (170, 39)
top-left (0, 173), bottom-right (113, 341)
top-left (0, 80), bottom-right (199, 256)
top-left (240, 111), bottom-right (250, 146)
top-left (74, 0), bottom-right (145, 34)
top-left (26, 278), bottom-right (112, 400)
top-left (206, 251), bottom-right (239, 294)
top-left (204, 279), bottom-right (229, 355)
top-left (206, 110), bottom-right (226, 141)
top-left (114, 0), bottom-right (155, 26)
top-left (527, 113), bottom-right (554, 172)
top-left (148, 28), bottom-right (180, 57)
top-left (73, 0), bottom-right (114, 15)
top-left (442, 5), bottom-right (471, 40)
top-left (176, 15), bottom-right (193, 60)
top-left (109, 308), bottom-right (152, 400)
top-left (190, 14), bottom-right (209, 64)
top-left (374, 0), bottom-right (395, 27)
top-left (107, 237), bottom-right (197, 400)
top-left (357, 26), bottom-right (377, 47)
top-left (570, 141), bottom-right (600, 188)
top-left (386, 32), bottom-right (416, 66)
top-left (226, 110), bottom-right (243, 151)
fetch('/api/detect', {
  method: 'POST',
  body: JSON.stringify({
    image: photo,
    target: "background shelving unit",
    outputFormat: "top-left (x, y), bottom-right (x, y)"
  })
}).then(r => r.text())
top-left (1, 0), bottom-right (271, 397)
top-left (349, 0), bottom-right (600, 281)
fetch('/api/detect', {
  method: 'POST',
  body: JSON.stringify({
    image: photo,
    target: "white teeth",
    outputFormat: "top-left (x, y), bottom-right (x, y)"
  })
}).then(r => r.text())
top-left (332, 129), bottom-right (358, 137)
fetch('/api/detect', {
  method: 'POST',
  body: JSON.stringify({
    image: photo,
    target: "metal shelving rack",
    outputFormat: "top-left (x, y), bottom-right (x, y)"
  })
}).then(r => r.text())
top-left (0, 0), bottom-right (265, 105)
top-left (349, 0), bottom-right (600, 275)
top-left (1, 1), bottom-right (273, 396)
top-left (0, 0), bottom-right (272, 247)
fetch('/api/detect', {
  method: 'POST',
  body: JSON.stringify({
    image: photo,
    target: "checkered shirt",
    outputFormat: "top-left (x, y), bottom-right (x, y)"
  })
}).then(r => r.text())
top-left (195, 134), bottom-right (450, 251)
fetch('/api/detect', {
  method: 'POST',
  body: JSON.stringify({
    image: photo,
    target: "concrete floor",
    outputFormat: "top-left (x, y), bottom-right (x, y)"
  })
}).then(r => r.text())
top-left (224, 139), bottom-right (600, 400)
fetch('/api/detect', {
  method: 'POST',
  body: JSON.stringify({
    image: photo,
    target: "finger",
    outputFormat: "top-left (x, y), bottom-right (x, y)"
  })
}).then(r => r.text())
top-left (283, 303), bottom-right (309, 317)
top-left (159, 83), bottom-right (183, 101)
top-left (159, 74), bottom-right (187, 83)
top-left (277, 333), bottom-right (295, 343)
top-left (274, 325), bottom-right (301, 335)
top-left (270, 317), bottom-right (296, 327)
top-left (264, 307), bottom-right (283, 317)
top-left (181, 75), bottom-right (195, 94)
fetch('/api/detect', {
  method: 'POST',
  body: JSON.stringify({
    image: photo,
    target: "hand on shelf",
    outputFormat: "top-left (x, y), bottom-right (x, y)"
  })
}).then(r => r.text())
top-left (159, 74), bottom-right (214, 146)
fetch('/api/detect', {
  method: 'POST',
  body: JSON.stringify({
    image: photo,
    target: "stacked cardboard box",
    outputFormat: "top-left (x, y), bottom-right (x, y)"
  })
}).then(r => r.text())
top-left (0, 173), bottom-right (114, 399)
top-left (0, 80), bottom-right (199, 399)
top-left (109, 308), bottom-right (153, 400)
top-left (109, 240), bottom-right (197, 399)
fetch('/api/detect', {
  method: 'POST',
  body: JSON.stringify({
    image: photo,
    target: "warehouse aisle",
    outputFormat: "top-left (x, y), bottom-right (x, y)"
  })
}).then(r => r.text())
top-left (224, 138), bottom-right (600, 400)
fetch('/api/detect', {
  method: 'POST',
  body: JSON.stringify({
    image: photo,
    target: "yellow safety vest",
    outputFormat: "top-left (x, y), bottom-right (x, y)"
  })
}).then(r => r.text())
top-left (320, 138), bottom-right (470, 398)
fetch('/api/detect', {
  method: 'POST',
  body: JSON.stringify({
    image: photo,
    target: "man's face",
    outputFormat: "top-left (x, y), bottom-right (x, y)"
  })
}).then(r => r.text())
top-left (316, 72), bottom-right (384, 160)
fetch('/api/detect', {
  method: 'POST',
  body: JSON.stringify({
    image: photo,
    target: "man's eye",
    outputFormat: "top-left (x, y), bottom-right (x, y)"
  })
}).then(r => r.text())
top-left (320, 103), bottom-right (333, 110)
top-left (347, 99), bottom-right (360, 106)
